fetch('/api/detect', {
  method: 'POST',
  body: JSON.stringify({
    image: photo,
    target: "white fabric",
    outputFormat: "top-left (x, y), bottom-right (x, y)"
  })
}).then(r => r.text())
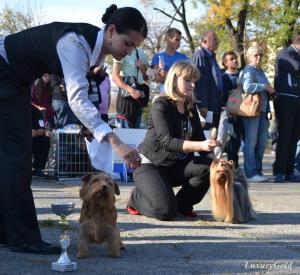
top-left (85, 138), bottom-right (113, 174)
top-left (56, 30), bottom-right (112, 143)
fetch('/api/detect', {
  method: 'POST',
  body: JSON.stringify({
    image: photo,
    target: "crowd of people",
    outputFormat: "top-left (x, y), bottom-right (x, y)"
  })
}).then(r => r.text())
top-left (0, 3), bottom-right (299, 256)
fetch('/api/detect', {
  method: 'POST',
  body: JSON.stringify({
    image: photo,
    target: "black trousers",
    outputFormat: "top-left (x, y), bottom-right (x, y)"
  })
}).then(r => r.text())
top-left (274, 96), bottom-right (300, 175)
top-left (0, 57), bottom-right (41, 245)
top-left (32, 136), bottom-right (50, 170)
top-left (129, 155), bottom-right (212, 221)
top-left (226, 116), bottom-right (244, 168)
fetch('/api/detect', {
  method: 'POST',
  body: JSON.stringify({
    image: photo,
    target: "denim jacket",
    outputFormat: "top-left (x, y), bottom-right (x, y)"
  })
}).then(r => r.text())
top-left (240, 65), bottom-right (270, 113)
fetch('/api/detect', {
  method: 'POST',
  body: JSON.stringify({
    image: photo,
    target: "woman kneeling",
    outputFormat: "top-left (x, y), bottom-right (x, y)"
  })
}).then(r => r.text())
top-left (128, 61), bottom-right (220, 220)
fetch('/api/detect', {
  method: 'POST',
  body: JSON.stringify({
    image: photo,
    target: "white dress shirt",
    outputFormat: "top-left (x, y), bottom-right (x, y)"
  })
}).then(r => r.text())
top-left (0, 29), bottom-right (112, 144)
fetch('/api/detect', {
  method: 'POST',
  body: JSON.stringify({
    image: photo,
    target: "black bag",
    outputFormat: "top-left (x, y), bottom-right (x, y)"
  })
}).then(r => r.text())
top-left (116, 49), bottom-right (149, 123)
top-left (118, 49), bottom-right (150, 107)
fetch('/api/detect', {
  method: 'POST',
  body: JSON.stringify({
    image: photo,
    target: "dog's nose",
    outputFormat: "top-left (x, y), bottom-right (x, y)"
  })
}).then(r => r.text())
top-left (101, 185), bottom-right (107, 191)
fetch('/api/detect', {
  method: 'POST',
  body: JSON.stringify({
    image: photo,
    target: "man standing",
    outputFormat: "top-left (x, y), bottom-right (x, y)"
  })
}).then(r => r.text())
top-left (151, 28), bottom-right (189, 92)
top-left (191, 30), bottom-right (223, 128)
top-left (221, 50), bottom-right (243, 167)
top-left (274, 35), bottom-right (300, 182)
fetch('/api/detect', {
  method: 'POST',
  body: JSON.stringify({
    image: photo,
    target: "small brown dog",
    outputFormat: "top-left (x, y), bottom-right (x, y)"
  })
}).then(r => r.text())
top-left (77, 173), bottom-right (124, 258)
top-left (210, 160), bottom-right (256, 223)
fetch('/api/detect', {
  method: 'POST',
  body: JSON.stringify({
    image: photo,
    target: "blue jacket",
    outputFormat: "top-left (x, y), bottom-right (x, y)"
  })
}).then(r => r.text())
top-left (274, 46), bottom-right (300, 97)
top-left (240, 65), bottom-right (270, 113)
top-left (191, 48), bottom-right (223, 113)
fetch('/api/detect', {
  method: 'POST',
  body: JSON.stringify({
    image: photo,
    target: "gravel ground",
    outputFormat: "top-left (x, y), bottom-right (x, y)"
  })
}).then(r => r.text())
top-left (0, 154), bottom-right (300, 275)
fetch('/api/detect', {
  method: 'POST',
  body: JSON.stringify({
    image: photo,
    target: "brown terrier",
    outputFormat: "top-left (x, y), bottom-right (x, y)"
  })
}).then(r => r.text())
top-left (210, 160), bottom-right (256, 223)
top-left (77, 173), bottom-right (124, 258)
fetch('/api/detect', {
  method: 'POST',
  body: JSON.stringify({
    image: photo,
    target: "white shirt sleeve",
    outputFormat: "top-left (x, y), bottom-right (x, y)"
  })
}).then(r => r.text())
top-left (56, 32), bottom-right (112, 143)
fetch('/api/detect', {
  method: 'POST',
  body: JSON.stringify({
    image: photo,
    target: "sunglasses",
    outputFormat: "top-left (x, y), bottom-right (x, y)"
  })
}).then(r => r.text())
top-left (253, 53), bottom-right (263, 57)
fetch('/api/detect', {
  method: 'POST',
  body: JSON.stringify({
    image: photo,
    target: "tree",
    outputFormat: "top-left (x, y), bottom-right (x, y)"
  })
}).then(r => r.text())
top-left (198, 0), bottom-right (253, 68)
top-left (271, 0), bottom-right (300, 47)
top-left (0, 2), bottom-right (45, 35)
top-left (195, 0), bottom-right (300, 68)
top-left (142, 15), bottom-right (171, 57)
top-left (141, 0), bottom-right (196, 53)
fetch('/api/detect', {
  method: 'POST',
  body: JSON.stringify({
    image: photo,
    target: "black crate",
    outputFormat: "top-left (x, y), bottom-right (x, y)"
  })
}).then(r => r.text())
top-left (54, 132), bottom-right (97, 179)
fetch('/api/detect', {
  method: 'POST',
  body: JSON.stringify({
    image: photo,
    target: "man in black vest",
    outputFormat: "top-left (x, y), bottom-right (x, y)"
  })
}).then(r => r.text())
top-left (0, 5), bottom-right (147, 254)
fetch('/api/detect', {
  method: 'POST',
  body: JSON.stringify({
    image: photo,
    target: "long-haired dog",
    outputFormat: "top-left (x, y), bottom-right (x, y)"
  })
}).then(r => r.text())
top-left (77, 173), bottom-right (124, 258)
top-left (210, 160), bottom-right (256, 223)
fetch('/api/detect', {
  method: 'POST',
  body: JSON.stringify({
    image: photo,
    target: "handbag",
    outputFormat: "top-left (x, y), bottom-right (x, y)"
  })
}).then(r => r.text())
top-left (119, 49), bottom-right (150, 107)
top-left (116, 49), bottom-right (150, 124)
top-left (227, 74), bottom-right (261, 118)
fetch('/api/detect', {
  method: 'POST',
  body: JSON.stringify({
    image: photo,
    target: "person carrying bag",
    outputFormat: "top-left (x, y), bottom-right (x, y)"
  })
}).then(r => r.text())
top-left (113, 48), bottom-right (149, 128)
top-left (227, 71), bottom-right (261, 117)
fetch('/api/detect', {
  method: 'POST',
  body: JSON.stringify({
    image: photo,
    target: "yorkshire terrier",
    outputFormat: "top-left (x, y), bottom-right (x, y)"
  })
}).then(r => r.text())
top-left (210, 160), bottom-right (256, 223)
top-left (77, 173), bottom-right (124, 258)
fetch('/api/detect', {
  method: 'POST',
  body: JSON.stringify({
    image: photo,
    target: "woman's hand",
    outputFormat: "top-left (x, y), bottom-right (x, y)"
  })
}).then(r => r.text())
top-left (130, 87), bottom-right (143, 100)
top-left (105, 132), bottom-right (141, 169)
top-left (114, 143), bottom-right (141, 169)
top-left (199, 139), bottom-right (221, 152)
top-left (266, 85), bottom-right (275, 95)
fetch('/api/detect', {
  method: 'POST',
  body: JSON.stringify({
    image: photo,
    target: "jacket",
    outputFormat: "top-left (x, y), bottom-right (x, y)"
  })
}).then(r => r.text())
top-left (191, 47), bottom-right (223, 113)
top-left (274, 45), bottom-right (300, 97)
top-left (139, 96), bottom-right (207, 166)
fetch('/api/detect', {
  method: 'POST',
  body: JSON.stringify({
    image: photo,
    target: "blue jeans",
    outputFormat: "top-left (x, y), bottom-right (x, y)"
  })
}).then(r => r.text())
top-left (242, 112), bottom-right (269, 178)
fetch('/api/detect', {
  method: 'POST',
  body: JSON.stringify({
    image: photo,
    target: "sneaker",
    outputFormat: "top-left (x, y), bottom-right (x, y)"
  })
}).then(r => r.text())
top-left (247, 175), bottom-right (266, 183)
top-left (284, 173), bottom-right (300, 182)
top-left (258, 174), bottom-right (269, 181)
top-left (274, 173), bottom-right (284, 183)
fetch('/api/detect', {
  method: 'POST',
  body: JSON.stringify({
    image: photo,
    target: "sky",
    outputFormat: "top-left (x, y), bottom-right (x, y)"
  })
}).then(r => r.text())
top-left (0, 0), bottom-right (147, 26)
top-left (0, 0), bottom-right (202, 28)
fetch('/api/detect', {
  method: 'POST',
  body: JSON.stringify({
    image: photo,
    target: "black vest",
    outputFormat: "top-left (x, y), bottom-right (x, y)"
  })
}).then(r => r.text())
top-left (5, 22), bottom-right (100, 86)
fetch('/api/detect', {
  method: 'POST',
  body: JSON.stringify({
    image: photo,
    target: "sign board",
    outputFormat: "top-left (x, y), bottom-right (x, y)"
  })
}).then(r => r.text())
top-left (113, 128), bottom-right (147, 163)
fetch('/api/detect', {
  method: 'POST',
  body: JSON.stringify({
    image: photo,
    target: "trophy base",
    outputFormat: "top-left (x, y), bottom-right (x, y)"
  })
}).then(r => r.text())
top-left (52, 261), bottom-right (77, 272)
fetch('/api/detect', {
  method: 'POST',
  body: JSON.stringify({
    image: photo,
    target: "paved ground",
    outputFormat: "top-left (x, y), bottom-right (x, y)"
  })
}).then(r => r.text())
top-left (0, 154), bottom-right (300, 274)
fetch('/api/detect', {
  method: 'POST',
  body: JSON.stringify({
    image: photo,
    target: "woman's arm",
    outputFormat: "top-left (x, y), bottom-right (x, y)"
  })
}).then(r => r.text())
top-left (182, 139), bottom-right (219, 152)
top-left (151, 99), bottom-right (219, 153)
top-left (243, 69), bottom-right (275, 95)
top-left (56, 32), bottom-right (140, 168)
top-left (242, 68), bottom-right (268, 93)
top-left (112, 62), bottom-right (142, 100)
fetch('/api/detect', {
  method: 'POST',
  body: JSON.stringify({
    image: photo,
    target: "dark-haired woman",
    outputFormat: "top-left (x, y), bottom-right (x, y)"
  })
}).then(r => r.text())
top-left (31, 73), bottom-right (54, 128)
top-left (0, 5), bottom-right (147, 254)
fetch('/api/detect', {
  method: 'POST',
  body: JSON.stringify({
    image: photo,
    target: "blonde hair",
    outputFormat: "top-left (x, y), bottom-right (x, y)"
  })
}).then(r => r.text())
top-left (164, 61), bottom-right (200, 109)
top-left (246, 45), bottom-right (264, 61)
